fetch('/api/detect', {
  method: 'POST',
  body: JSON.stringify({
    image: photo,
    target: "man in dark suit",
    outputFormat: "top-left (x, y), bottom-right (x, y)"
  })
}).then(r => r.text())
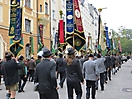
top-left (34, 47), bottom-right (59, 99)
top-left (83, 54), bottom-right (99, 99)
top-left (2, 52), bottom-right (21, 99)
top-left (104, 54), bottom-right (112, 82)
top-left (56, 53), bottom-right (65, 88)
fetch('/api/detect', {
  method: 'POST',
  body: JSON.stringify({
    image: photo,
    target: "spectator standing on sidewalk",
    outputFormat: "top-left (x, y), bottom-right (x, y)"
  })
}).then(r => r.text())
top-left (1, 52), bottom-right (21, 99)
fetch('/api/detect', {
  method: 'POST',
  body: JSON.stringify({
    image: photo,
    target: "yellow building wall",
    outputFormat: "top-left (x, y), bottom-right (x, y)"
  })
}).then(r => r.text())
top-left (0, 0), bottom-right (51, 59)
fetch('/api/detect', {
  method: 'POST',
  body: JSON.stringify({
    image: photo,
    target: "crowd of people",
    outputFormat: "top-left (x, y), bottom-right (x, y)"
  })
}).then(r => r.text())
top-left (0, 47), bottom-right (131, 99)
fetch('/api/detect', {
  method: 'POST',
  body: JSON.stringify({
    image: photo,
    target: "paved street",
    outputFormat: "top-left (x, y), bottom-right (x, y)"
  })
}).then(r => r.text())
top-left (0, 60), bottom-right (132, 99)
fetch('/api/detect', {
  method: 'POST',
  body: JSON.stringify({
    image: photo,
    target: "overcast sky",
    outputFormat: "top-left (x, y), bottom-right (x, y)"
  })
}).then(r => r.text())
top-left (88, 0), bottom-right (132, 32)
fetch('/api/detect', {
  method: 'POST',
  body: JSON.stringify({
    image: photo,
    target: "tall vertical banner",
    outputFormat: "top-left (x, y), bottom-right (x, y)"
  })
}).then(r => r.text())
top-left (105, 26), bottom-right (110, 49)
top-left (118, 37), bottom-right (122, 52)
top-left (58, 20), bottom-right (67, 52)
top-left (38, 24), bottom-right (44, 52)
top-left (9, 0), bottom-right (24, 57)
top-left (66, 0), bottom-right (74, 47)
top-left (74, 0), bottom-right (86, 51)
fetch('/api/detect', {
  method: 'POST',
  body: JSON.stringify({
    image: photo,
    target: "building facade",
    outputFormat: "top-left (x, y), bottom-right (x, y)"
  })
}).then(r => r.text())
top-left (0, 0), bottom-right (51, 59)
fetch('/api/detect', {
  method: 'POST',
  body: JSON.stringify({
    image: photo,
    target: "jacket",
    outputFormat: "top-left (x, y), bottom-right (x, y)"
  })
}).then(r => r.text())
top-left (83, 60), bottom-right (99, 81)
top-left (2, 59), bottom-right (21, 86)
top-left (34, 59), bottom-right (57, 94)
top-left (95, 57), bottom-right (106, 73)
top-left (18, 60), bottom-right (27, 75)
top-left (56, 57), bottom-right (65, 72)
top-left (28, 59), bottom-right (36, 70)
top-left (65, 59), bottom-right (84, 82)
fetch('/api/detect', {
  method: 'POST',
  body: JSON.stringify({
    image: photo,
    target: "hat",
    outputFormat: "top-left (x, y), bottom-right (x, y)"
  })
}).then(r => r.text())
top-left (88, 54), bottom-right (94, 58)
top-left (96, 54), bottom-right (101, 58)
top-left (43, 47), bottom-right (52, 57)
top-left (59, 53), bottom-right (63, 57)
top-left (5, 52), bottom-right (12, 59)
top-left (67, 48), bottom-right (75, 55)
top-left (18, 55), bottom-right (24, 60)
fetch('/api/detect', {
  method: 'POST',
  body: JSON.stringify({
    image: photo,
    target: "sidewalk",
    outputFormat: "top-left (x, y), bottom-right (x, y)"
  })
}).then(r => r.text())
top-left (96, 60), bottom-right (132, 99)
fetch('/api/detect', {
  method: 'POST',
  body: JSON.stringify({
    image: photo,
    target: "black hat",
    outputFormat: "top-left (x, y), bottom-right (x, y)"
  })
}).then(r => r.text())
top-left (59, 53), bottom-right (63, 57)
top-left (96, 54), bottom-right (101, 58)
top-left (18, 55), bottom-right (24, 60)
top-left (88, 54), bottom-right (94, 58)
top-left (43, 47), bottom-right (52, 57)
top-left (67, 48), bottom-right (75, 55)
top-left (5, 52), bottom-right (12, 59)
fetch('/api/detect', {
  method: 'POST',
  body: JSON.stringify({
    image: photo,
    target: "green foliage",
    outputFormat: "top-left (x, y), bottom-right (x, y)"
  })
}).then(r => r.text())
top-left (111, 26), bottom-right (132, 54)
top-left (120, 37), bottom-right (132, 54)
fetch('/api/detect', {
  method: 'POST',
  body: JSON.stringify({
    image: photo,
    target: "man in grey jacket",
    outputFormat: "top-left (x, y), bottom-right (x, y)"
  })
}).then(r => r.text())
top-left (83, 54), bottom-right (99, 99)
top-left (95, 54), bottom-right (106, 91)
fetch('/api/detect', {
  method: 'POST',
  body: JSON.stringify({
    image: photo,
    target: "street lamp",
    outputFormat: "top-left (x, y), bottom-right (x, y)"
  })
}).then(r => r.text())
top-left (97, 7), bottom-right (107, 53)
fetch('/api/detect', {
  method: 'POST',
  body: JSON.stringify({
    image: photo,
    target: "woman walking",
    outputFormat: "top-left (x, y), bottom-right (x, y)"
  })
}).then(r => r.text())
top-left (65, 48), bottom-right (84, 99)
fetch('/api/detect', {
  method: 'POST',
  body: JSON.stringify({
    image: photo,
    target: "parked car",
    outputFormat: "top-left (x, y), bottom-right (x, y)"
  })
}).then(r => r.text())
top-left (121, 56), bottom-right (127, 62)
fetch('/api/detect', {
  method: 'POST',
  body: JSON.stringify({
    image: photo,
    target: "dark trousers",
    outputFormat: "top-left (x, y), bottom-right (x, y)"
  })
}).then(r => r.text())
top-left (29, 70), bottom-right (34, 82)
top-left (96, 72), bottom-right (105, 90)
top-left (0, 75), bottom-right (1, 84)
top-left (105, 69), bottom-right (111, 81)
top-left (39, 90), bottom-right (59, 99)
top-left (67, 81), bottom-right (82, 99)
top-left (86, 80), bottom-right (96, 99)
top-left (58, 72), bottom-right (66, 86)
top-left (19, 75), bottom-right (27, 90)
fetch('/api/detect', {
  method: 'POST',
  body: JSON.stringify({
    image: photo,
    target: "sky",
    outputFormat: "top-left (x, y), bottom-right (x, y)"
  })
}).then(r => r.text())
top-left (88, 0), bottom-right (132, 32)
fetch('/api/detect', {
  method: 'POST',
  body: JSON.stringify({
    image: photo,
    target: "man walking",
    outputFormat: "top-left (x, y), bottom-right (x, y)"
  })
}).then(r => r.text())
top-left (95, 54), bottom-right (106, 91)
top-left (34, 48), bottom-right (59, 99)
top-left (83, 54), bottom-right (99, 99)
top-left (27, 57), bottom-right (36, 82)
top-left (56, 53), bottom-right (65, 88)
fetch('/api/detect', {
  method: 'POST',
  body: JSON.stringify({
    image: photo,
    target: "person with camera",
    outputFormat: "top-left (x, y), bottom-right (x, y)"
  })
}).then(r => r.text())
top-left (1, 52), bottom-right (21, 99)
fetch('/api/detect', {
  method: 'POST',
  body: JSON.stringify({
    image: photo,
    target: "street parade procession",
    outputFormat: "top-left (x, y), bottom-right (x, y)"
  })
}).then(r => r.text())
top-left (0, 0), bottom-right (132, 99)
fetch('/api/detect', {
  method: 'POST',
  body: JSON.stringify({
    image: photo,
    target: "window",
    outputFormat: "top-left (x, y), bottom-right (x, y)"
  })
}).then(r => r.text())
top-left (52, 9), bottom-right (55, 19)
top-left (0, 5), bottom-right (3, 23)
top-left (95, 30), bottom-right (97, 36)
top-left (45, 2), bottom-right (48, 14)
top-left (40, 5), bottom-right (42, 12)
top-left (25, 0), bottom-right (31, 8)
top-left (25, 19), bottom-right (31, 33)
top-left (53, 27), bottom-right (55, 36)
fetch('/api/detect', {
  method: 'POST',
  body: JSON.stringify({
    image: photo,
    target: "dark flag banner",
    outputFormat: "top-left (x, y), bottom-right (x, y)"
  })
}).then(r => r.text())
top-left (66, 0), bottom-right (74, 47)
top-left (30, 36), bottom-right (34, 55)
top-left (105, 26), bottom-right (110, 49)
top-left (9, 0), bottom-right (18, 38)
top-left (37, 24), bottom-right (44, 52)
top-left (9, 0), bottom-right (24, 57)
top-left (58, 21), bottom-right (67, 52)
top-left (73, 0), bottom-right (86, 51)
